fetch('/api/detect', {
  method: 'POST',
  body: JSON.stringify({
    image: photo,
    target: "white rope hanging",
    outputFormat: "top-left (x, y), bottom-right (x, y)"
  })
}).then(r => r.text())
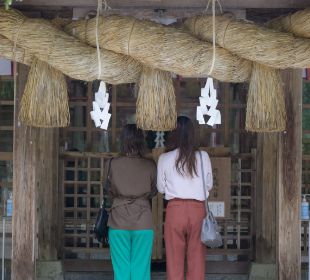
top-left (91, 0), bottom-right (112, 130)
top-left (95, 0), bottom-right (102, 80)
top-left (196, 0), bottom-right (222, 127)
top-left (205, 0), bottom-right (223, 76)
top-left (95, 0), bottom-right (111, 80)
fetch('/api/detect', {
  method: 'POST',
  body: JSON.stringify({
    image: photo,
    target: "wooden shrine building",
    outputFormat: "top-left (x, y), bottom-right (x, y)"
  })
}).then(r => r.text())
top-left (0, 0), bottom-right (309, 279)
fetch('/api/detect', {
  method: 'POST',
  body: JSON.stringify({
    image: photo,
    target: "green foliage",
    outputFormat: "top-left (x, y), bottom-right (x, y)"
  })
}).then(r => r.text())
top-left (3, 0), bottom-right (12, 9)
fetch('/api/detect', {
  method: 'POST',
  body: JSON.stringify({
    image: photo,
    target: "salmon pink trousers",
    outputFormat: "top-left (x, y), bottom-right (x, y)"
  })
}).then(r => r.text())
top-left (164, 199), bottom-right (206, 280)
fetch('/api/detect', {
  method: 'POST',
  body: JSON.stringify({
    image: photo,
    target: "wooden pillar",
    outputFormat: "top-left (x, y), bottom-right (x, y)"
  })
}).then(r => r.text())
top-left (12, 64), bottom-right (35, 280)
top-left (36, 127), bottom-right (59, 261)
top-left (277, 69), bottom-right (302, 280)
top-left (253, 69), bottom-right (302, 280)
top-left (12, 64), bottom-right (59, 280)
top-left (255, 133), bottom-right (277, 263)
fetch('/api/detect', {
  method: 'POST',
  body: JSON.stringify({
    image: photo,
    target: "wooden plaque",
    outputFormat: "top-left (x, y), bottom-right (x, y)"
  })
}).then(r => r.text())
top-left (209, 157), bottom-right (231, 219)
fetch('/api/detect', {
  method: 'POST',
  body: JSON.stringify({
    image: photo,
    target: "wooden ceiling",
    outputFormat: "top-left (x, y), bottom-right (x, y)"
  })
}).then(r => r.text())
top-left (12, 0), bottom-right (310, 9)
top-left (8, 0), bottom-right (308, 21)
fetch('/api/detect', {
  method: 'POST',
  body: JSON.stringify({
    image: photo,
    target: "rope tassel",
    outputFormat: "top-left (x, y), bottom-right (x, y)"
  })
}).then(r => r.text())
top-left (19, 58), bottom-right (70, 127)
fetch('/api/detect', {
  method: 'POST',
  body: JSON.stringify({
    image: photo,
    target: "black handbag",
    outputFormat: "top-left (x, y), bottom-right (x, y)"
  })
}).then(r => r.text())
top-left (94, 158), bottom-right (113, 245)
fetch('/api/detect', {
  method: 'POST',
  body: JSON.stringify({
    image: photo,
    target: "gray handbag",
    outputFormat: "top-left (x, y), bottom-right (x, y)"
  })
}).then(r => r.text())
top-left (199, 151), bottom-right (223, 248)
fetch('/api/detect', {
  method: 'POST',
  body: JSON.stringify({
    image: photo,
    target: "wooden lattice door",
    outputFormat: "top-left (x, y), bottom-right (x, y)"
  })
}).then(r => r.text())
top-left (60, 149), bottom-right (256, 274)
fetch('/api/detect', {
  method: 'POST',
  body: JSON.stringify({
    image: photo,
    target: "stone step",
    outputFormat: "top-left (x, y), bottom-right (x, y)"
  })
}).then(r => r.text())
top-left (65, 272), bottom-right (248, 280)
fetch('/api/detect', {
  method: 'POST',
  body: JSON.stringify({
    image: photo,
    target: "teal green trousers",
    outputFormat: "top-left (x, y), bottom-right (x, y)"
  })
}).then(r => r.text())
top-left (108, 228), bottom-right (154, 280)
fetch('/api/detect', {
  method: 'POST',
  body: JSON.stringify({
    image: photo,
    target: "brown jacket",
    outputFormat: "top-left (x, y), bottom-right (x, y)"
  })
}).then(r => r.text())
top-left (107, 156), bottom-right (157, 230)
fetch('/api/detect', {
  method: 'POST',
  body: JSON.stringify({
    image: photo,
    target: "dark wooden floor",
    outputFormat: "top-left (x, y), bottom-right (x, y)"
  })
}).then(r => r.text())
top-left (65, 272), bottom-right (249, 280)
top-left (65, 271), bottom-right (310, 280)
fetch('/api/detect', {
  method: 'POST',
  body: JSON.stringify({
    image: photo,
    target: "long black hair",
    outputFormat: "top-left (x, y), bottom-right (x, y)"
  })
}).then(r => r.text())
top-left (166, 116), bottom-right (198, 177)
top-left (120, 124), bottom-right (145, 157)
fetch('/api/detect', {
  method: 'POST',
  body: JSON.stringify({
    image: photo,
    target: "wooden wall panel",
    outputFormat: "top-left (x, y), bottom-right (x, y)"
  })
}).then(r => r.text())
top-left (16, 0), bottom-right (310, 9)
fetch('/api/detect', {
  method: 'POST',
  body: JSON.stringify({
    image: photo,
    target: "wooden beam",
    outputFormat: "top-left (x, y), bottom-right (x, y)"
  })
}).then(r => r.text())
top-left (72, 7), bottom-right (246, 20)
top-left (14, 0), bottom-right (310, 9)
top-left (277, 69), bottom-right (302, 280)
top-left (12, 64), bottom-right (60, 279)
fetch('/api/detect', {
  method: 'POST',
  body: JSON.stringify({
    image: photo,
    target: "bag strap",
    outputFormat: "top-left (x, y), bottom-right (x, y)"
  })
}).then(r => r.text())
top-left (199, 151), bottom-right (211, 213)
top-left (102, 158), bottom-right (113, 208)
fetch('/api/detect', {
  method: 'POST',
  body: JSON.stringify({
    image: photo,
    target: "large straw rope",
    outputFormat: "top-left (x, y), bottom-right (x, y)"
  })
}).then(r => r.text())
top-left (0, 8), bottom-right (142, 84)
top-left (0, 35), bottom-right (33, 65)
top-left (0, 9), bottom-right (178, 130)
top-left (268, 8), bottom-right (310, 38)
top-left (0, 34), bottom-right (71, 128)
top-left (184, 8), bottom-right (310, 130)
top-left (0, 7), bottom-right (309, 131)
top-left (253, 9), bottom-right (310, 132)
top-left (64, 15), bottom-right (252, 83)
top-left (183, 13), bottom-right (310, 131)
top-left (0, 31), bottom-right (177, 130)
top-left (184, 14), bottom-right (310, 69)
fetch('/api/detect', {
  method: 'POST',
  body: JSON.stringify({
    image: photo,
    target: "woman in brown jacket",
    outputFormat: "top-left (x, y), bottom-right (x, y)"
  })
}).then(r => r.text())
top-left (107, 124), bottom-right (157, 280)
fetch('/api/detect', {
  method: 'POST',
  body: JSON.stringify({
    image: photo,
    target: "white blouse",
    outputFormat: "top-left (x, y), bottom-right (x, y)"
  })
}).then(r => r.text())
top-left (157, 149), bottom-right (213, 201)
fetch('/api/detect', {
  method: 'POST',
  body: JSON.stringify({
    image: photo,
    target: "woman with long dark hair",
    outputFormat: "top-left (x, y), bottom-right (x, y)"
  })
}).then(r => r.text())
top-left (107, 124), bottom-right (157, 280)
top-left (157, 116), bottom-right (213, 280)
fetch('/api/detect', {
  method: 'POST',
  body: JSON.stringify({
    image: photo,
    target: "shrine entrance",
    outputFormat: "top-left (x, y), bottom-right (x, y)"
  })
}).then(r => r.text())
top-left (59, 78), bottom-right (257, 274)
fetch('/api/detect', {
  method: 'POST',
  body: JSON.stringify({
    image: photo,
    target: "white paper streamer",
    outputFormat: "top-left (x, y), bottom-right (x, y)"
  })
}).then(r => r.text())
top-left (90, 81), bottom-right (111, 130)
top-left (196, 78), bottom-right (221, 126)
top-left (155, 131), bottom-right (165, 148)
